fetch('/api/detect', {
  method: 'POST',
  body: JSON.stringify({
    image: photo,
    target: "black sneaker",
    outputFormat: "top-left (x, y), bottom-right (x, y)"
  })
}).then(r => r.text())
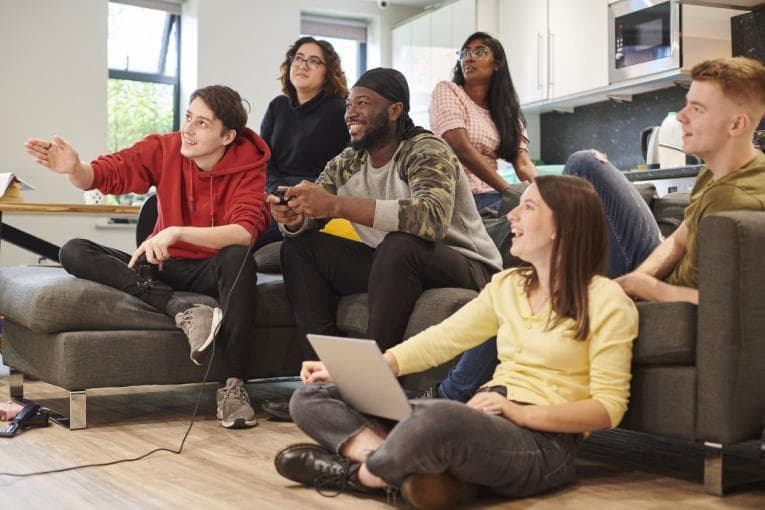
top-left (262, 399), bottom-right (292, 422)
top-left (274, 443), bottom-right (378, 496)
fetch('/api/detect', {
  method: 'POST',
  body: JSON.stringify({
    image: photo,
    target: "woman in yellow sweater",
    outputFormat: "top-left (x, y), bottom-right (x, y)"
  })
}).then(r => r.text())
top-left (274, 175), bottom-right (639, 509)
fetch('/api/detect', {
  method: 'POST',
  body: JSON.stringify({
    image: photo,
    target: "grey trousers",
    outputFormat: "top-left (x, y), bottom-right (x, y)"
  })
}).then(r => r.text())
top-left (289, 383), bottom-right (581, 498)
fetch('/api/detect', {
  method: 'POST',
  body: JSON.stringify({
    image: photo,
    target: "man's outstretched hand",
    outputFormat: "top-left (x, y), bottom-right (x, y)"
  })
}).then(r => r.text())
top-left (24, 135), bottom-right (80, 175)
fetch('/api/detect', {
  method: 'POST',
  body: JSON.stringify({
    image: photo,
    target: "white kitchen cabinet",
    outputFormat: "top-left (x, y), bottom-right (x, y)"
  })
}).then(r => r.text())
top-left (499, 0), bottom-right (608, 106)
top-left (392, 0), bottom-right (476, 129)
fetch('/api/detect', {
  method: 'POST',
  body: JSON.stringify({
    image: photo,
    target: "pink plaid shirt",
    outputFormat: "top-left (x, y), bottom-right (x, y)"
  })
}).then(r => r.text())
top-left (429, 80), bottom-right (528, 194)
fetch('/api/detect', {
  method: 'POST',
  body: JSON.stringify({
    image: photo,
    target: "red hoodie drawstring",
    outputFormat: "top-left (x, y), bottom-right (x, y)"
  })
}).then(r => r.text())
top-left (187, 161), bottom-right (196, 213)
top-left (209, 176), bottom-right (215, 227)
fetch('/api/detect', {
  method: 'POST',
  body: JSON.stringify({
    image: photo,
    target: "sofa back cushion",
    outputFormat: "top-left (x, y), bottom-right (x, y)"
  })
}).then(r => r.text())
top-left (652, 192), bottom-right (690, 237)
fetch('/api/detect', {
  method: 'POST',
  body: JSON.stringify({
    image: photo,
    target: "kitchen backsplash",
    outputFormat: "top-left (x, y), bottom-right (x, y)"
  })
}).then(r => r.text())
top-left (540, 85), bottom-right (688, 170)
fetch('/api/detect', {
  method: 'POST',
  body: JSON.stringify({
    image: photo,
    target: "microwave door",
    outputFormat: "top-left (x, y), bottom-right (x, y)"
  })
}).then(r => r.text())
top-left (610, 0), bottom-right (680, 83)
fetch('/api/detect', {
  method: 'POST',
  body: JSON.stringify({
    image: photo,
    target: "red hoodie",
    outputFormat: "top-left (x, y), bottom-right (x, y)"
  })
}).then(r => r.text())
top-left (90, 128), bottom-right (270, 260)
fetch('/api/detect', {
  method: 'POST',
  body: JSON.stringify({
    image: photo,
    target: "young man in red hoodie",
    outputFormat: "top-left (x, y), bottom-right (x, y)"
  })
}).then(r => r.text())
top-left (24, 85), bottom-right (270, 429)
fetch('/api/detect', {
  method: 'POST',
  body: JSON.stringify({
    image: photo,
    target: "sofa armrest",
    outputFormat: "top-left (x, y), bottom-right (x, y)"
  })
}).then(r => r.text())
top-left (696, 210), bottom-right (765, 444)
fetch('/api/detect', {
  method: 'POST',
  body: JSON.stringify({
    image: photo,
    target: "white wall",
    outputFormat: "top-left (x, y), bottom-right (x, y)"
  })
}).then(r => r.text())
top-left (0, 0), bottom-right (135, 267)
top-left (0, 0), bottom-right (421, 267)
top-left (182, 0), bottom-right (420, 127)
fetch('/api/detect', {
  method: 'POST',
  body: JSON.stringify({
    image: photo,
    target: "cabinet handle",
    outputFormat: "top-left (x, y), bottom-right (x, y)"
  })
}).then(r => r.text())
top-left (537, 32), bottom-right (543, 91)
top-left (549, 31), bottom-right (555, 94)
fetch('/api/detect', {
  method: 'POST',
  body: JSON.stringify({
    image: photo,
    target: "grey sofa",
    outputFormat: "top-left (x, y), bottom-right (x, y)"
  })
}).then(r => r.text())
top-left (1, 186), bottom-right (764, 495)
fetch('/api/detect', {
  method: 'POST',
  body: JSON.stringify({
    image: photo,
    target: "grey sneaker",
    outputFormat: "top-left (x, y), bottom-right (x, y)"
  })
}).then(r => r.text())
top-left (174, 305), bottom-right (223, 365)
top-left (216, 380), bottom-right (258, 429)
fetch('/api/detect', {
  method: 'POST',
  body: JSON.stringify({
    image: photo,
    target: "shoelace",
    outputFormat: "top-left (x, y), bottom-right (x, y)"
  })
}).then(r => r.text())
top-left (385, 486), bottom-right (399, 506)
top-left (176, 308), bottom-right (197, 335)
top-left (221, 385), bottom-right (250, 405)
top-left (313, 457), bottom-right (354, 498)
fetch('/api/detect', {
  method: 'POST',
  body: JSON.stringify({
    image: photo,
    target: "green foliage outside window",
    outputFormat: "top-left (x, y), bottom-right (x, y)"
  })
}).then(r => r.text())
top-left (105, 79), bottom-right (174, 205)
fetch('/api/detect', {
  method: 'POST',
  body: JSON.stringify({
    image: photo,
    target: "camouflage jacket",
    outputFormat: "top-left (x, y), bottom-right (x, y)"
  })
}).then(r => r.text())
top-left (288, 132), bottom-right (502, 270)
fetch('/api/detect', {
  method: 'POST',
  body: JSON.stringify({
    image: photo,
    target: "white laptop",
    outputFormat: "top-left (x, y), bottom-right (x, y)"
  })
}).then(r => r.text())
top-left (307, 334), bottom-right (412, 421)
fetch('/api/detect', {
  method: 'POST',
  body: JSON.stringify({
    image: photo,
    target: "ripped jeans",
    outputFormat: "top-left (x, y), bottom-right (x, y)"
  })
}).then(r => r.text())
top-left (289, 383), bottom-right (581, 498)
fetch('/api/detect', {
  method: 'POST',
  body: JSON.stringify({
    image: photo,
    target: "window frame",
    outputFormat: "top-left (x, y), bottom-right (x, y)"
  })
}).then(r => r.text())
top-left (107, 1), bottom-right (182, 131)
top-left (300, 14), bottom-right (369, 83)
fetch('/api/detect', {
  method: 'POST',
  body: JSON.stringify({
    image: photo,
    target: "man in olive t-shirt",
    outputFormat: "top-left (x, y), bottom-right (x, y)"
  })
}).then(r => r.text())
top-left (665, 152), bottom-right (765, 288)
top-left (616, 57), bottom-right (765, 304)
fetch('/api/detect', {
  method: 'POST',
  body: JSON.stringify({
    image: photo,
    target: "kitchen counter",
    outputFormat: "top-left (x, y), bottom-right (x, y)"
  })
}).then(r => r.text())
top-left (622, 165), bottom-right (703, 182)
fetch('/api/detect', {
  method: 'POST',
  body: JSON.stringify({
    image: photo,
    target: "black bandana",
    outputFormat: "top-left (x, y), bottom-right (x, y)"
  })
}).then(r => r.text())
top-left (353, 68), bottom-right (429, 140)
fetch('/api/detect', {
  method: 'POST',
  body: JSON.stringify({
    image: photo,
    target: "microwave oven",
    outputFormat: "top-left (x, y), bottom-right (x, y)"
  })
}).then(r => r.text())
top-left (608, 0), bottom-right (737, 84)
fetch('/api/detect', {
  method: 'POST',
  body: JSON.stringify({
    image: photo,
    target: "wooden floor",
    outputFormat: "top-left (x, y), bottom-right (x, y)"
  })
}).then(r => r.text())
top-left (1, 377), bottom-right (763, 509)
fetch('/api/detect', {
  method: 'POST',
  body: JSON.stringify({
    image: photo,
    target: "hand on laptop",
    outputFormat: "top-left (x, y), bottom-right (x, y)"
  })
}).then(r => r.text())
top-left (300, 361), bottom-right (332, 384)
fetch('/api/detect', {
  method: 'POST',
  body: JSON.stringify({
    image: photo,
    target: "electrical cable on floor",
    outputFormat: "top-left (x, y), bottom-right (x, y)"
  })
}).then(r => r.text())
top-left (0, 240), bottom-right (256, 479)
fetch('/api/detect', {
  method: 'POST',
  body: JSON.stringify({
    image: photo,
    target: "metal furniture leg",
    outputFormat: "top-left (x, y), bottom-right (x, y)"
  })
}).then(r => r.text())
top-left (704, 441), bottom-right (724, 496)
top-left (68, 390), bottom-right (87, 430)
top-left (9, 368), bottom-right (23, 399)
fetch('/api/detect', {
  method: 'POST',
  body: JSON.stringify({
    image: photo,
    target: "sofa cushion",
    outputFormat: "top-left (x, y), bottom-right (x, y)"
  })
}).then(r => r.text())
top-left (652, 192), bottom-right (690, 237)
top-left (633, 301), bottom-right (697, 365)
top-left (633, 182), bottom-right (657, 209)
top-left (254, 241), bottom-right (282, 273)
top-left (0, 266), bottom-right (293, 334)
top-left (337, 287), bottom-right (479, 339)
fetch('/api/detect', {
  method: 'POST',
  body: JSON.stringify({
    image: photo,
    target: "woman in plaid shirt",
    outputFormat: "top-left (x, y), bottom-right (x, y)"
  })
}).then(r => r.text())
top-left (429, 31), bottom-right (538, 212)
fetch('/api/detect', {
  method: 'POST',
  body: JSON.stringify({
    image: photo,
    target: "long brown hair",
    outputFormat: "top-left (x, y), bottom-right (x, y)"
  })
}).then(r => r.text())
top-left (280, 36), bottom-right (348, 101)
top-left (452, 32), bottom-right (527, 163)
top-left (518, 175), bottom-right (608, 340)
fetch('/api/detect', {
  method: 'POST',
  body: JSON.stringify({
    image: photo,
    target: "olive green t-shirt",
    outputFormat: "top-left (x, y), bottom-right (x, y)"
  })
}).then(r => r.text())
top-left (667, 151), bottom-right (765, 288)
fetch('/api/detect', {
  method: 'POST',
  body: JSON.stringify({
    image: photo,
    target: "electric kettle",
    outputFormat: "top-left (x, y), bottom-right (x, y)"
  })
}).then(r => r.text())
top-left (641, 126), bottom-right (660, 167)
top-left (641, 113), bottom-right (687, 168)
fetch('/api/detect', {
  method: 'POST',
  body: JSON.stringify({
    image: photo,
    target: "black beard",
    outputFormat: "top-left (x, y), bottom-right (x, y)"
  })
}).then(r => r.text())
top-left (351, 110), bottom-right (397, 152)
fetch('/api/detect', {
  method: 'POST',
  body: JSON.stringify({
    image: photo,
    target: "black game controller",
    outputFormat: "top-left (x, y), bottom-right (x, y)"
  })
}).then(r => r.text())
top-left (270, 186), bottom-right (289, 205)
top-left (133, 253), bottom-right (154, 287)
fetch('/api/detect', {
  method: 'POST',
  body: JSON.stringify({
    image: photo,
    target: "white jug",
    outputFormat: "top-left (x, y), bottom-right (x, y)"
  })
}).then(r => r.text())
top-left (658, 112), bottom-right (686, 168)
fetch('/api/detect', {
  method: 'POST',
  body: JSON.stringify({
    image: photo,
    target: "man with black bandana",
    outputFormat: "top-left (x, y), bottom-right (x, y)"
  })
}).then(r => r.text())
top-left (263, 68), bottom-right (502, 420)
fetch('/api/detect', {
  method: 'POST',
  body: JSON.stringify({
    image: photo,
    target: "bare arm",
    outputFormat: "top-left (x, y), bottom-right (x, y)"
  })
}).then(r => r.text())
top-left (441, 128), bottom-right (511, 192)
top-left (510, 150), bottom-right (538, 183)
top-left (616, 221), bottom-right (699, 303)
top-left (637, 221), bottom-right (688, 278)
top-left (24, 135), bottom-right (95, 190)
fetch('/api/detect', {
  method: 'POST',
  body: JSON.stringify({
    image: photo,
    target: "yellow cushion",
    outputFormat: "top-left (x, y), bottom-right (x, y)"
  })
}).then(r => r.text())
top-left (320, 218), bottom-right (360, 241)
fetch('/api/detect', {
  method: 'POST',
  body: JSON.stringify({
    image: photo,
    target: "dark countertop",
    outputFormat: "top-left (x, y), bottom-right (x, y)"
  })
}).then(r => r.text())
top-left (622, 165), bottom-right (703, 181)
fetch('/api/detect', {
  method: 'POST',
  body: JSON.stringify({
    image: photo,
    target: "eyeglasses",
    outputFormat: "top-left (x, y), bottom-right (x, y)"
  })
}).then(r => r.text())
top-left (457, 47), bottom-right (491, 61)
top-left (290, 55), bottom-right (325, 70)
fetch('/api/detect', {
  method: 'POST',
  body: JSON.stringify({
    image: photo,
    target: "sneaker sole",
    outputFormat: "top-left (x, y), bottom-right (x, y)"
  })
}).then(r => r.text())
top-left (190, 307), bottom-right (223, 365)
top-left (220, 416), bottom-right (259, 429)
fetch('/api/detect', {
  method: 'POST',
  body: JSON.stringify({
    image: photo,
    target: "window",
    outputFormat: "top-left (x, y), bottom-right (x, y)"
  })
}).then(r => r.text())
top-left (107, 0), bottom-right (180, 205)
top-left (301, 15), bottom-right (368, 86)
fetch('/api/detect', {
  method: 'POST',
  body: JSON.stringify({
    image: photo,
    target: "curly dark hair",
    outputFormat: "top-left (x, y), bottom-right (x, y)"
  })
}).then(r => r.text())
top-left (280, 36), bottom-right (348, 101)
top-left (452, 32), bottom-right (527, 163)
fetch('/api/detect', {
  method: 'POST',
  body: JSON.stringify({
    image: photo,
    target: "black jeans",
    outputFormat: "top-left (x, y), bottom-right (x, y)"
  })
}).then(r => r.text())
top-left (290, 383), bottom-right (581, 497)
top-left (58, 239), bottom-right (259, 381)
top-left (280, 231), bottom-right (493, 354)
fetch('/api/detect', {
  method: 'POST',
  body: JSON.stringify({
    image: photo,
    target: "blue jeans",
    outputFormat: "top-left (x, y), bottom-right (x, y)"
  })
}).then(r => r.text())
top-left (290, 383), bottom-right (580, 497)
top-left (473, 191), bottom-right (502, 213)
top-left (438, 150), bottom-right (662, 401)
top-left (563, 150), bottom-right (662, 277)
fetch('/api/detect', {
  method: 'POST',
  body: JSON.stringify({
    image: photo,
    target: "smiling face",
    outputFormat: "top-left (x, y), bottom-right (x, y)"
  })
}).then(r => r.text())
top-left (459, 38), bottom-right (495, 85)
top-left (180, 97), bottom-right (234, 169)
top-left (676, 80), bottom-right (741, 159)
top-left (345, 86), bottom-right (397, 151)
top-left (289, 42), bottom-right (327, 102)
top-left (507, 183), bottom-right (557, 265)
